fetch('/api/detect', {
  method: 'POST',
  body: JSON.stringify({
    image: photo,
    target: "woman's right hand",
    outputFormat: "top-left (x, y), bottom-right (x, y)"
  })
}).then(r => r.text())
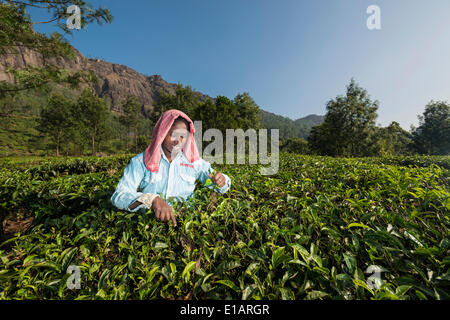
top-left (151, 197), bottom-right (177, 226)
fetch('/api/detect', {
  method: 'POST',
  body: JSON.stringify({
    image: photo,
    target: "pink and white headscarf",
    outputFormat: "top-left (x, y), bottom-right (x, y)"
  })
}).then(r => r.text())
top-left (144, 109), bottom-right (200, 172)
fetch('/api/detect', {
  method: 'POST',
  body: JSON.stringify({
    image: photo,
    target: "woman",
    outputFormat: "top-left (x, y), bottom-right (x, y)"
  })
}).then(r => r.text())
top-left (110, 109), bottom-right (231, 226)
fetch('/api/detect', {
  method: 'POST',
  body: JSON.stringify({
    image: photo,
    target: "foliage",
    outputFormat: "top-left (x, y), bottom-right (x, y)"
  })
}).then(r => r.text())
top-left (0, 114), bottom-right (48, 156)
top-left (260, 111), bottom-right (323, 140)
top-left (280, 137), bottom-right (310, 154)
top-left (0, 153), bottom-right (448, 300)
top-left (232, 92), bottom-right (262, 131)
top-left (374, 122), bottom-right (415, 156)
top-left (0, 2), bottom-right (73, 57)
top-left (0, 89), bottom-right (151, 157)
top-left (151, 84), bottom-right (202, 125)
top-left (74, 88), bottom-right (109, 156)
top-left (0, 1), bottom-right (111, 97)
top-left (120, 95), bottom-right (143, 154)
top-left (153, 84), bottom-right (262, 134)
top-left (308, 79), bottom-right (379, 157)
top-left (411, 101), bottom-right (450, 155)
top-left (36, 93), bottom-right (74, 156)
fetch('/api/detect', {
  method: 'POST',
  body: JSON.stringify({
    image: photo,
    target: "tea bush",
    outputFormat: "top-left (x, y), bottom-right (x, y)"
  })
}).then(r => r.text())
top-left (0, 153), bottom-right (448, 299)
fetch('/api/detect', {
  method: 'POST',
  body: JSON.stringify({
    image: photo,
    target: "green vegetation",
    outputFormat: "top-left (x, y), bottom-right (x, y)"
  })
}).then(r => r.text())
top-left (280, 137), bottom-right (310, 154)
top-left (37, 93), bottom-right (74, 157)
top-left (2, 2), bottom-right (449, 159)
top-left (74, 88), bottom-right (109, 156)
top-left (152, 85), bottom-right (262, 134)
top-left (260, 111), bottom-right (323, 140)
top-left (411, 101), bottom-right (450, 155)
top-left (3, 77), bottom-right (447, 158)
top-left (1, 1), bottom-right (448, 301)
top-left (0, 0), bottom-right (115, 156)
top-left (0, 115), bottom-right (47, 156)
top-left (0, 0), bottom-right (112, 98)
top-left (120, 95), bottom-right (143, 155)
top-left (0, 153), bottom-right (448, 299)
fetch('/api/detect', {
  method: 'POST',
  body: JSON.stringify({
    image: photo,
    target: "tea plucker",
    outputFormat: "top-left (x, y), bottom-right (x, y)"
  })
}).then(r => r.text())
top-left (110, 109), bottom-right (231, 226)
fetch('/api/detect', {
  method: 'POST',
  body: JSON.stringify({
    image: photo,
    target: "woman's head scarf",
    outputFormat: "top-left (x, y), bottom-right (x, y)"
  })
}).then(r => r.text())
top-left (144, 109), bottom-right (200, 172)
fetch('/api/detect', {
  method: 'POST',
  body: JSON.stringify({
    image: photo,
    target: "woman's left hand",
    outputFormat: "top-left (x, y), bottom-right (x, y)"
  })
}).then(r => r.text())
top-left (209, 172), bottom-right (226, 188)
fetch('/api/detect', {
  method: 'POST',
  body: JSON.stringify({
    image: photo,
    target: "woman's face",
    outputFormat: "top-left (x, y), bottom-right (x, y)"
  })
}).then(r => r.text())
top-left (162, 120), bottom-right (189, 158)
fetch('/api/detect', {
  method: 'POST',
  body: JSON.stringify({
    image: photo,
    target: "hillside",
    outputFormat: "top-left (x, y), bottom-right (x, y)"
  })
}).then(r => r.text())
top-left (0, 45), bottom-right (213, 116)
top-left (0, 43), bottom-right (324, 156)
top-left (260, 110), bottom-right (324, 139)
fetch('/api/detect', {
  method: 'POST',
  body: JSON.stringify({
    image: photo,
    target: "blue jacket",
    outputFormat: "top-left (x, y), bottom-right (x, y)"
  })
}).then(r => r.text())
top-left (110, 146), bottom-right (231, 212)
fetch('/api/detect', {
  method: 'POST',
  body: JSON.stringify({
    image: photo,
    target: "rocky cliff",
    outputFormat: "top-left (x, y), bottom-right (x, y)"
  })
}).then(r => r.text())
top-left (0, 44), bottom-right (323, 139)
top-left (0, 45), bottom-right (212, 116)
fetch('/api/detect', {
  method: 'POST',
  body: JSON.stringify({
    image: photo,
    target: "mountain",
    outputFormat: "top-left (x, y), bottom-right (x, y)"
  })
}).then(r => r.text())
top-left (0, 46), bottom-right (212, 116)
top-left (0, 45), bottom-right (324, 139)
top-left (261, 110), bottom-right (324, 139)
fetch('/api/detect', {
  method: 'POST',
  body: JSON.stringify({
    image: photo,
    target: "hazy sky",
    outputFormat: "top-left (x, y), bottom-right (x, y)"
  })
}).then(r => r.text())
top-left (29, 0), bottom-right (450, 130)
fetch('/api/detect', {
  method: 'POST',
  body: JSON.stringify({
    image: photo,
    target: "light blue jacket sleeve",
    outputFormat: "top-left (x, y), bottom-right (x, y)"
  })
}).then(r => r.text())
top-left (110, 156), bottom-right (147, 212)
top-left (196, 159), bottom-right (231, 194)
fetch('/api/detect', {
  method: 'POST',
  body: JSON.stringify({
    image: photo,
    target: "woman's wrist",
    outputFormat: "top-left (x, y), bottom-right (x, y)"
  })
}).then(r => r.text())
top-left (128, 200), bottom-right (142, 210)
top-left (137, 193), bottom-right (160, 209)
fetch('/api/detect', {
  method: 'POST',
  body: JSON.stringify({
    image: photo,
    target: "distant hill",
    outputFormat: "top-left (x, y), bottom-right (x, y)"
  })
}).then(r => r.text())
top-left (261, 110), bottom-right (324, 139)
top-left (0, 43), bottom-right (324, 150)
top-left (0, 45), bottom-right (212, 117)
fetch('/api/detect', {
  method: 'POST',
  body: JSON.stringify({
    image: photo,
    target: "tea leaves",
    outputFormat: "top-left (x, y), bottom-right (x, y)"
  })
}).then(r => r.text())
top-left (0, 153), bottom-right (448, 299)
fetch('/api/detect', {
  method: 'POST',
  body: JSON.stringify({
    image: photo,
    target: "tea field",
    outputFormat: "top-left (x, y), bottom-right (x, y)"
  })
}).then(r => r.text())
top-left (0, 153), bottom-right (449, 300)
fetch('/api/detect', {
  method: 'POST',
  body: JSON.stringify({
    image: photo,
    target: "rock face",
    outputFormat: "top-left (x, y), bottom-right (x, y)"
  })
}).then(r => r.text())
top-left (0, 45), bottom-right (213, 116)
top-left (0, 44), bottom-right (324, 139)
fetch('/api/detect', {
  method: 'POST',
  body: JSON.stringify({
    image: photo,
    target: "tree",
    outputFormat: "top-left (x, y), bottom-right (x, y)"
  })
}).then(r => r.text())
top-left (152, 84), bottom-right (262, 138)
top-left (280, 137), bottom-right (309, 154)
top-left (120, 95), bottom-right (142, 154)
top-left (137, 117), bottom-right (153, 151)
top-left (412, 101), bottom-right (450, 155)
top-left (212, 95), bottom-right (240, 132)
top-left (194, 93), bottom-right (261, 133)
top-left (0, 94), bottom-right (18, 117)
top-left (75, 88), bottom-right (108, 156)
top-left (151, 83), bottom-right (201, 124)
top-left (193, 98), bottom-right (216, 129)
top-left (308, 124), bottom-right (331, 155)
top-left (260, 111), bottom-right (298, 139)
top-left (0, 1), bottom-right (111, 98)
top-left (308, 79), bottom-right (379, 157)
top-left (233, 92), bottom-right (261, 130)
top-left (36, 93), bottom-right (74, 156)
top-left (103, 112), bottom-right (128, 154)
top-left (374, 121), bottom-right (415, 156)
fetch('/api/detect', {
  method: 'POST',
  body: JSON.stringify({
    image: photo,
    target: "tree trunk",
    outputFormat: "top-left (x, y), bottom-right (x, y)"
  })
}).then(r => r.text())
top-left (135, 127), bottom-right (138, 154)
top-left (56, 132), bottom-right (61, 157)
top-left (92, 125), bottom-right (96, 156)
top-left (0, 213), bottom-right (4, 242)
top-left (92, 134), bottom-right (95, 156)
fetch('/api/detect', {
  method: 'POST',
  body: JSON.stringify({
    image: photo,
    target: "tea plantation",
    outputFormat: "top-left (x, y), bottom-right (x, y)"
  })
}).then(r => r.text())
top-left (0, 153), bottom-right (448, 299)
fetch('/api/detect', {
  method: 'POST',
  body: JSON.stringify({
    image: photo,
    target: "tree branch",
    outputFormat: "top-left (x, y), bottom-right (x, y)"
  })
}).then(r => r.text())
top-left (32, 17), bottom-right (59, 25)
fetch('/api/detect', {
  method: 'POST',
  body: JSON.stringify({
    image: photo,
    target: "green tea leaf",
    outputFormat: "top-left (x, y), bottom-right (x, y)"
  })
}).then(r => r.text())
top-left (61, 248), bottom-right (78, 273)
top-left (216, 279), bottom-right (240, 292)
top-left (182, 261), bottom-right (197, 283)
top-left (98, 269), bottom-right (110, 290)
top-left (154, 242), bottom-right (168, 250)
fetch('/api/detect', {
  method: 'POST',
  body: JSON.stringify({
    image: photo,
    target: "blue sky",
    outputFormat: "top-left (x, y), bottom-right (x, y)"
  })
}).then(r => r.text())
top-left (28, 0), bottom-right (450, 130)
